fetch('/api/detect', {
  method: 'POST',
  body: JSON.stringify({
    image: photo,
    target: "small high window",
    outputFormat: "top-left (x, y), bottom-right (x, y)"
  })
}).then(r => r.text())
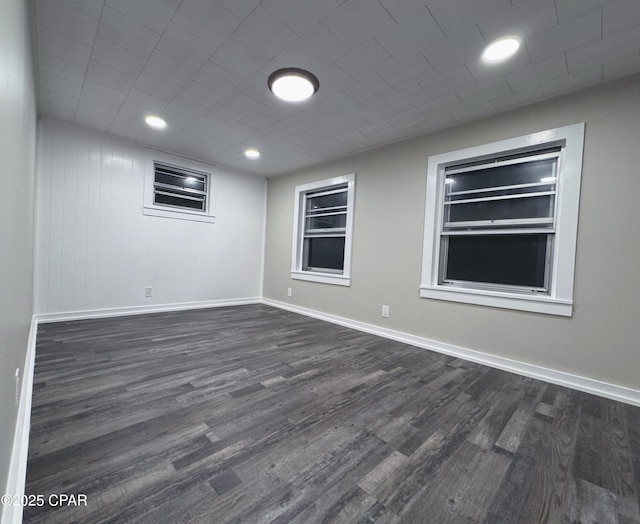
top-left (292, 174), bottom-right (355, 286)
top-left (153, 163), bottom-right (208, 212)
top-left (143, 156), bottom-right (215, 223)
top-left (420, 123), bottom-right (584, 316)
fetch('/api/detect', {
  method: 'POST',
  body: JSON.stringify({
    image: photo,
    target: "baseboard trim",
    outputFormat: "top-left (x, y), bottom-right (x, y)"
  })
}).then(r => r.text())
top-left (36, 297), bottom-right (262, 323)
top-left (2, 317), bottom-right (38, 524)
top-left (262, 298), bottom-right (640, 407)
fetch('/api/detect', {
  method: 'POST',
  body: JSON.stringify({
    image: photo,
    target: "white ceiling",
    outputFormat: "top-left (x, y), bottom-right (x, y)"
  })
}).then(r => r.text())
top-left (31, 0), bottom-right (640, 176)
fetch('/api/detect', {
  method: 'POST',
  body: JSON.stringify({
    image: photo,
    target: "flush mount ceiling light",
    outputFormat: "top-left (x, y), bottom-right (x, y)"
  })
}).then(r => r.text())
top-left (482, 37), bottom-right (521, 63)
top-left (144, 115), bottom-right (167, 129)
top-left (268, 68), bottom-right (319, 102)
top-left (244, 148), bottom-right (260, 159)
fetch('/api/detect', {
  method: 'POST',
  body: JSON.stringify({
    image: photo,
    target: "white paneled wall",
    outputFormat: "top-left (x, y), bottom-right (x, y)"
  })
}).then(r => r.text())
top-left (35, 119), bottom-right (265, 315)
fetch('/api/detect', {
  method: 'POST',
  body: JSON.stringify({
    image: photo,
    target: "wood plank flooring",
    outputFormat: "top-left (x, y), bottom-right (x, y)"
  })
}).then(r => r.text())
top-left (24, 304), bottom-right (640, 523)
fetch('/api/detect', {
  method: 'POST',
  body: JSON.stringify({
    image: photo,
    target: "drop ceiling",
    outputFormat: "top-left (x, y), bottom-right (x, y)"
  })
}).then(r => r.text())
top-left (31, 0), bottom-right (640, 176)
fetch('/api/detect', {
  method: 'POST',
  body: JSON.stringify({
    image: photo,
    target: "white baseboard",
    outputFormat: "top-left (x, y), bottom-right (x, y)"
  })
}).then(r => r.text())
top-left (2, 317), bottom-right (38, 524)
top-left (35, 297), bottom-right (262, 323)
top-left (262, 298), bottom-right (640, 407)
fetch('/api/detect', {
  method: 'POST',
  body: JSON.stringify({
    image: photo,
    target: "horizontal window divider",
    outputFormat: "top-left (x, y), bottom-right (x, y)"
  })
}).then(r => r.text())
top-left (441, 279), bottom-right (548, 294)
top-left (154, 190), bottom-right (206, 203)
top-left (443, 217), bottom-right (554, 229)
top-left (304, 210), bottom-right (347, 218)
top-left (306, 187), bottom-right (347, 199)
top-left (304, 231), bottom-right (346, 237)
top-left (445, 150), bottom-right (560, 175)
top-left (446, 181), bottom-right (556, 197)
top-left (445, 190), bottom-right (555, 206)
top-left (442, 228), bottom-right (555, 236)
top-left (154, 183), bottom-right (207, 196)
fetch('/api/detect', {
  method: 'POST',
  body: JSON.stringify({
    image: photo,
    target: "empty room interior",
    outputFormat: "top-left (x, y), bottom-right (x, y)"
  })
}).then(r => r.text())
top-left (3, 0), bottom-right (640, 522)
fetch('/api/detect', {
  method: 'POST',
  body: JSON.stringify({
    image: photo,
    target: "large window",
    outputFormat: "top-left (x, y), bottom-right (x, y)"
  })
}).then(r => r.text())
top-left (143, 153), bottom-right (215, 223)
top-left (292, 174), bottom-right (355, 286)
top-left (420, 123), bottom-right (585, 316)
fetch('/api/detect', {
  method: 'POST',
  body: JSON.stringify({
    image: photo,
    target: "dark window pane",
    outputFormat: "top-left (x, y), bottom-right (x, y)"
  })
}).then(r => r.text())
top-left (306, 213), bottom-right (346, 230)
top-left (304, 237), bottom-right (345, 271)
top-left (307, 190), bottom-right (347, 211)
top-left (445, 158), bottom-right (556, 193)
top-left (155, 167), bottom-right (206, 192)
top-left (444, 234), bottom-right (548, 288)
top-left (446, 195), bottom-right (554, 223)
top-left (154, 192), bottom-right (205, 211)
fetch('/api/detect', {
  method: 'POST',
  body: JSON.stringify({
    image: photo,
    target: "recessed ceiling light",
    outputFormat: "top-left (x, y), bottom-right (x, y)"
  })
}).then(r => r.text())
top-left (245, 149), bottom-right (260, 159)
top-left (145, 115), bottom-right (167, 129)
top-left (268, 68), bottom-right (319, 102)
top-left (482, 37), bottom-right (521, 63)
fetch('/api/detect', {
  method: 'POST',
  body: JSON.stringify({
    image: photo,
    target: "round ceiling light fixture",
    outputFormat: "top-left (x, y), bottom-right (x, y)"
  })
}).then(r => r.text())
top-left (268, 68), bottom-right (319, 102)
top-left (481, 37), bottom-right (521, 63)
top-left (144, 114), bottom-right (167, 129)
top-left (244, 148), bottom-right (261, 159)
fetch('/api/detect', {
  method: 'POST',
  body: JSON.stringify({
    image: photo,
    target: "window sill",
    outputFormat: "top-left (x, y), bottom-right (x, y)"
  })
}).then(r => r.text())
top-left (419, 285), bottom-right (573, 316)
top-left (291, 270), bottom-right (351, 287)
top-left (143, 206), bottom-right (216, 224)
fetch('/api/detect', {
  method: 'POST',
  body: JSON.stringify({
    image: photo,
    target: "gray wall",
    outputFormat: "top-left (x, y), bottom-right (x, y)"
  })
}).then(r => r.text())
top-left (0, 0), bottom-right (37, 497)
top-left (264, 73), bottom-right (640, 391)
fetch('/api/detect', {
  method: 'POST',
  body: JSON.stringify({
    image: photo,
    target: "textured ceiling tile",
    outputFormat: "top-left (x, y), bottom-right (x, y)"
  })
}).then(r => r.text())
top-left (604, 51), bottom-right (640, 81)
top-left (91, 37), bottom-right (147, 76)
top-left (36, 0), bottom-right (99, 46)
top-left (173, 0), bottom-right (241, 48)
top-left (232, 6), bottom-right (299, 60)
top-left (39, 71), bottom-right (84, 99)
top-left (334, 40), bottom-right (395, 81)
top-left (375, 7), bottom-right (446, 62)
top-left (456, 76), bottom-right (512, 106)
top-left (426, 0), bottom-right (512, 37)
top-left (491, 85), bottom-right (544, 112)
top-left (124, 88), bottom-right (170, 114)
top-left (39, 51), bottom-right (87, 85)
top-left (603, 0), bottom-right (640, 37)
top-left (285, 23), bottom-right (350, 66)
top-left (37, 25), bottom-right (92, 67)
top-left (505, 54), bottom-right (568, 91)
top-left (179, 82), bottom-right (223, 108)
top-left (262, 0), bottom-right (340, 35)
top-left (478, 0), bottom-right (557, 44)
top-left (525, 9), bottom-right (602, 63)
top-left (420, 66), bottom-right (477, 98)
top-left (87, 60), bottom-right (136, 93)
top-left (60, 0), bottom-right (104, 19)
top-left (321, 0), bottom-right (395, 50)
top-left (465, 48), bottom-right (531, 83)
top-left (211, 39), bottom-right (268, 80)
top-left (382, 83), bottom-right (431, 111)
top-left (144, 50), bottom-right (197, 88)
top-left (155, 23), bottom-right (218, 69)
top-left (378, 0), bottom-right (431, 22)
top-left (378, 54), bottom-right (438, 89)
top-left (192, 62), bottom-right (244, 95)
top-left (541, 64), bottom-right (603, 97)
top-left (344, 76), bottom-right (396, 106)
top-left (420, 28), bottom-right (486, 74)
top-left (97, 6), bottom-right (160, 57)
top-left (554, 0), bottom-right (610, 22)
top-left (134, 70), bottom-right (182, 101)
top-left (450, 100), bottom-right (497, 123)
top-left (105, 0), bottom-right (179, 33)
top-left (566, 27), bottom-right (640, 73)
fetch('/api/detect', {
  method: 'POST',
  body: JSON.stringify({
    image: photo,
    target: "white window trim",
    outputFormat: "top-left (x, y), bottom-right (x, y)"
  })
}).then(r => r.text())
top-left (291, 174), bottom-right (356, 286)
top-left (420, 123), bottom-right (585, 316)
top-left (143, 150), bottom-right (216, 224)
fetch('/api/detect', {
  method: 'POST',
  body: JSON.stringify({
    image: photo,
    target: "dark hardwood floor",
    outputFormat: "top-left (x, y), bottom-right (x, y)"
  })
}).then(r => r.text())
top-left (24, 304), bottom-right (640, 523)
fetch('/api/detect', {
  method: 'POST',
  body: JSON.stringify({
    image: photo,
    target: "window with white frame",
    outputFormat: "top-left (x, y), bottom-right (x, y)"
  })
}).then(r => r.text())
top-left (143, 156), bottom-right (215, 223)
top-left (291, 174), bottom-right (355, 286)
top-left (420, 123), bottom-right (585, 316)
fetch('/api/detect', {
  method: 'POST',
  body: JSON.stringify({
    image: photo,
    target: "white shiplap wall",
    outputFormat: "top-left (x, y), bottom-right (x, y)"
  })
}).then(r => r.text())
top-left (35, 119), bottom-right (265, 316)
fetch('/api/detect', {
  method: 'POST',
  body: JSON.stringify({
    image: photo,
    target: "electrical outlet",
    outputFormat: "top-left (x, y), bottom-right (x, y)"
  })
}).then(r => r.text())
top-left (382, 305), bottom-right (390, 318)
top-left (287, 288), bottom-right (292, 297)
top-left (145, 286), bottom-right (153, 298)
top-left (15, 368), bottom-right (20, 405)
